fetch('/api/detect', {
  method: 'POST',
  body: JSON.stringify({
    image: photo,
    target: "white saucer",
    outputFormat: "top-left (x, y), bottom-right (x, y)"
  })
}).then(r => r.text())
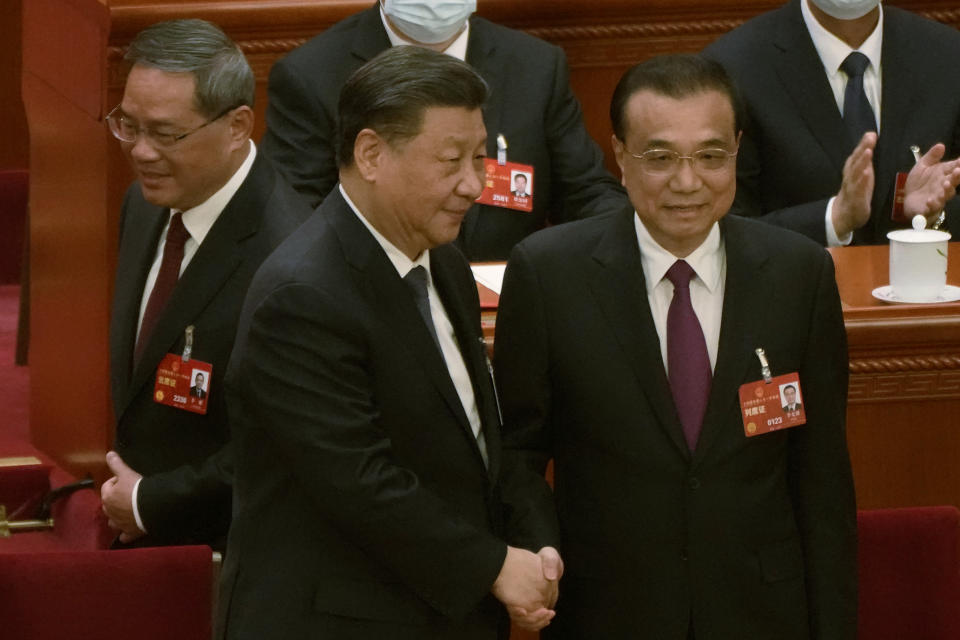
top-left (871, 284), bottom-right (960, 304)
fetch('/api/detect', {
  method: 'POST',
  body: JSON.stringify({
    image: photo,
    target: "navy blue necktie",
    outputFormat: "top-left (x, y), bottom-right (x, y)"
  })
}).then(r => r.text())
top-left (403, 265), bottom-right (442, 353)
top-left (666, 260), bottom-right (712, 451)
top-left (840, 52), bottom-right (877, 150)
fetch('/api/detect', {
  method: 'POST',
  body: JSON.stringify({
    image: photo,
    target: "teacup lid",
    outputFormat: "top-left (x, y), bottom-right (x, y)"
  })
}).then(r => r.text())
top-left (887, 228), bottom-right (952, 243)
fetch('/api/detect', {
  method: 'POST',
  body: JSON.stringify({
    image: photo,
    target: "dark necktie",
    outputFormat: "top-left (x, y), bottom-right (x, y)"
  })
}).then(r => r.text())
top-left (666, 260), bottom-right (712, 452)
top-left (134, 212), bottom-right (190, 365)
top-left (403, 265), bottom-right (442, 353)
top-left (840, 52), bottom-right (877, 149)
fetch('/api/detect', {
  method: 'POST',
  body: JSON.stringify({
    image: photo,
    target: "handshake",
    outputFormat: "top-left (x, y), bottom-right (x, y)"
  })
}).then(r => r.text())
top-left (491, 545), bottom-right (564, 631)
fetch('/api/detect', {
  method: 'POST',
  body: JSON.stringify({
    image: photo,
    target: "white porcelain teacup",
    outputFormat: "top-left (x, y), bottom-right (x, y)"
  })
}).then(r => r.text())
top-left (887, 228), bottom-right (951, 302)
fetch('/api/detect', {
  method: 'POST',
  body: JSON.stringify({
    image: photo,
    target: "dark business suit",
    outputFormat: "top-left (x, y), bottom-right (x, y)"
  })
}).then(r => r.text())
top-left (495, 211), bottom-right (857, 639)
top-left (109, 152), bottom-right (311, 548)
top-left (261, 4), bottom-right (627, 261)
top-left (703, 0), bottom-right (960, 245)
top-left (218, 188), bottom-right (508, 639)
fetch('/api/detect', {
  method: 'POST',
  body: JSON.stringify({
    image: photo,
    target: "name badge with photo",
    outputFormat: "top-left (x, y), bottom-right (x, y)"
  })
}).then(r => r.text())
top-left (738, 372), bottom-right (806, 437)
top-left (153, 353), bottom-right (212, 415)
top-left (476, 159), bottom-right (534, 213)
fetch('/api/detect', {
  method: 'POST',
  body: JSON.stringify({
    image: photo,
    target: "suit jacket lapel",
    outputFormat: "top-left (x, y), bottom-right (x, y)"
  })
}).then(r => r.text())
top-left (466, 18), bottom-right (506, 149)
top-left (328, 190), bottom-right (488, 470)
top-left (111, 201), bottom-right (167, 416)
top-left (772, 0), bottom-right (849, 174)
top-left (431, 245), bottom-right (501, 478)
top-left (868, 10), bottom-right (917, 240)
top-left (351, 4), bottom-right (392, 64)
top-left (693, 217), bottom-right (772, 465)
top-left (588, 210), bottom-right (691, 460)
top-left (121, 156), bottom-right (271, 414)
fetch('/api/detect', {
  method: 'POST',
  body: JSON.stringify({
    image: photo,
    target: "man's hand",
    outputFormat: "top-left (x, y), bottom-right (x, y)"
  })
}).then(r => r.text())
top-left (100, 451), bottom-right (145, 544)
top-left (537, 546), bottom-right (563, 604)
top-left (492, 545), bottom-right (563, 631)
top-left (903, 142), bottom-right (960, 223)
top-left (832, 132), bottom-right (877, 238)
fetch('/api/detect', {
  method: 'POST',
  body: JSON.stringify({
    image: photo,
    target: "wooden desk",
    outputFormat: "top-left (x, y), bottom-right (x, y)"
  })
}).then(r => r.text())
top-left (480, 243), bottom-right (960, 510)
top-left (830, 243), bottom-right (960, 509)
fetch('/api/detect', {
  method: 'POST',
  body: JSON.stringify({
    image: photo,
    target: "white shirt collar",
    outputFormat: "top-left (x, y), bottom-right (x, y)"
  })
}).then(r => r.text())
top-left (801, 0), bottom-right (883, 79)
top-left (339, 183), bottom-right (431, 279)
top-left (633, 216), bottom-right (723, 293)
top-left (175, 140), bottom-right (256, 244)
top-left (379, 6), bottom-right (471, 61)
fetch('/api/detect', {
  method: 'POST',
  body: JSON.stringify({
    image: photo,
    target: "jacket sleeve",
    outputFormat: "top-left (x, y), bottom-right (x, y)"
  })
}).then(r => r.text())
top-left (494, 245), bottom-right (563, 552)
top-left (542, 47), bottom-right (629, 224)
top-left (787, 250), bottom-right (858, 639)
top-left (260, 57), bottom-right (338, 209)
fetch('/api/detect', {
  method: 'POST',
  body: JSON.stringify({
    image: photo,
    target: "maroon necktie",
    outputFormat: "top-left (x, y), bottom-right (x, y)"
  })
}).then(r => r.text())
top-left (666, 260), bottom-right (712, 451)
top-left (134, 212), bottom-right (190, 365)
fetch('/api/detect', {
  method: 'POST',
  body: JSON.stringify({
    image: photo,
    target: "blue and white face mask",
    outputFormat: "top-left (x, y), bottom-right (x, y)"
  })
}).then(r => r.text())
top-left (383, 0), bottom-right (476, 45)
top-left (809, 0), bottom-right (881, 21)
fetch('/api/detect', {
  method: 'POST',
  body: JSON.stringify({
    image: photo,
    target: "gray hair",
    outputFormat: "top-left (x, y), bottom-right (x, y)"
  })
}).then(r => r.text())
top-left (336, 46), bottom-right (488, 168)
top-left (125, 19), bottom-right (254, 117)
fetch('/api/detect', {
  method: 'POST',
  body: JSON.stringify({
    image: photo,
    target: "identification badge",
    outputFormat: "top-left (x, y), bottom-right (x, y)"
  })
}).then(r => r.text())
top-left (891, 171), bottom-right (909, 223)
top-left (476, 158), bottom-right (534, 213)
top-left (739, 372), bottom-right (806, 437)
top-left (152, 326), bottom-right (211, 414)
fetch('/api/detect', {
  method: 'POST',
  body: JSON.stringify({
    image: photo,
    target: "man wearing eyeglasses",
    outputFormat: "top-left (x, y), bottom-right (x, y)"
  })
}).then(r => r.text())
top-left (494, 54), bottom-right (856, 638)
top-left (99, 19), bottom-right (311, 550)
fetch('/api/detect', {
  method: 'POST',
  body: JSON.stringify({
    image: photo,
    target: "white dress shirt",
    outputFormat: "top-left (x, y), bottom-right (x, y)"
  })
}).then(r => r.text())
top-left (130, 140), bottom-right (256, 533)
top-left (801, 0), bottom-right (883, 246)
top-left (634, 217), bottom-right (726, 374)
top-left (340, 185), bottom-right (488, 465)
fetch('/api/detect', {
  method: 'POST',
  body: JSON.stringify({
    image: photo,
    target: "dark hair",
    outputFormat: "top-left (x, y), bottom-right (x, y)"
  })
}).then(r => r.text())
top-left (609, 54), bottom-right (743, 141)
top-left (784, 384), bottom-right (796, 392)
top-left (125, 19), bottom-right (254, 117)
top-left (336, 46), bottom-right (488, 168)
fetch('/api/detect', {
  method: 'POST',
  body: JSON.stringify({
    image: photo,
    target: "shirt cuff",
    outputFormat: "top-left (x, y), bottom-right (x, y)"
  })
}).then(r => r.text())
top-left (825, 197), bottom-right (853, 247)
top-left (131, 477), bottom-right (148, 534)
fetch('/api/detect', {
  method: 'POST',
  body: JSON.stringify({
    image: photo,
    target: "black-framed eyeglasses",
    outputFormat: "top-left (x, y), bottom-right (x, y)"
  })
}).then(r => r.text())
top-left (105, 104), bottom-right (236, 149)
top-left (626, 147), bottom-right (738, 175)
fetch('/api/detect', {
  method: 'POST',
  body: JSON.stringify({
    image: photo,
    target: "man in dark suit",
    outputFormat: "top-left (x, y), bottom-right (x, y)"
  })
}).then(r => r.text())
top-left (703, 0), bottom-right (960, 246)
top-left (218, 46), bottom-right (560, 640)
top-left (511, 173), bottom-right (530, 198)
top-left (495, 55), bottom-right (857, 638)
top-left (260, 0), bottom-right (627, 261)
top-left (783, 384), bottom-right (803, 412)
top-left (98, 19), bottom-right (311, 549)
top-left (189, 372), bottom-right (207, 399)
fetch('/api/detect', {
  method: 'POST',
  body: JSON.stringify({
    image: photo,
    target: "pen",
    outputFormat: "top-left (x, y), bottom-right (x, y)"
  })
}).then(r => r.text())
top-left (910, 144), bottom-right (946, 230)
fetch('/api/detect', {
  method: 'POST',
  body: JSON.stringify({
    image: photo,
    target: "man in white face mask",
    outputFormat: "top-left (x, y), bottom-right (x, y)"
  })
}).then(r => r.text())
top-left (260, 0), bottom-right (628, 262)
top-left (704, 0), bottom-right (960, 247)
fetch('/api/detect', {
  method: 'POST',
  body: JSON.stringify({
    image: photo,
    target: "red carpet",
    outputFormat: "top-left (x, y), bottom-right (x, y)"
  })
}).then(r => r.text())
top-left (0, 285), bottom-right (30, 453)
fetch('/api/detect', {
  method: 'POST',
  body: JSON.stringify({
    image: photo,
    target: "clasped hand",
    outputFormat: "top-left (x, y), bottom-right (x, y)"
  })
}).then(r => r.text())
top-left (100, 450), bottom-right (146, 543)
top-left (492, 545), bottom-right (564, 631)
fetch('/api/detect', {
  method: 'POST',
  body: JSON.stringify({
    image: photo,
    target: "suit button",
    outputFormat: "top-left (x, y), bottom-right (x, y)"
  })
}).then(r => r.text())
top-left (688, 476), bottom-right (700, 490)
